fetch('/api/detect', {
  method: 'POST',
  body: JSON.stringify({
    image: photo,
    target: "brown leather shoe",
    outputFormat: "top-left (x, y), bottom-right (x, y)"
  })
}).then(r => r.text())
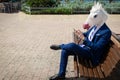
top-left (50, 44), bottom-right (61, 50)
top-left (49, 74), bottom-right (65, 80)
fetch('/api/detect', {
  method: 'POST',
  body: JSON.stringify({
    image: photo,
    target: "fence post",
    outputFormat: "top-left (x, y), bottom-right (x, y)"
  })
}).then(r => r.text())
top-left (29, 7), bottom-right (31, 14)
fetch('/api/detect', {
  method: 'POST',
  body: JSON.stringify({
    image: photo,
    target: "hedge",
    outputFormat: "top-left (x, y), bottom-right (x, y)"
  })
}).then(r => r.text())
top-left (21, 1), bottom-right (120, 14)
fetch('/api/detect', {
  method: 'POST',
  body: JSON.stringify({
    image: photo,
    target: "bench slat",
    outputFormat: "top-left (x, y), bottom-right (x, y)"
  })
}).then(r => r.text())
top-left (88, 60), bottom-right (94, 78)
top-left (92, 67), bottom-right (100, 78)
top-left (78, 58), bottom-right (84, 77)
top-left (112, 44), bottom-right (120, 57)
top-left (107, 55), bottom-right (115, 70)
top-left (96, 66), bottom-right (105, 78)
top-left (110, 47), bottom-right (119, 62)
top-left (88, 60), bottom-right (104, 78)
top-left (84, 60), bottom-right (94, 78)
top-left (108, 51), bottom-right (116, 66)
top-left (82, 59), bottom-right (89, 77)
top-left (101, 60), bottom-right (110, 77)
top-left (74, 56), bottom-right (79, 77)
top-left (108, 50), bottom-right (117, 68)
top-left (104, 54), bottom-right (114, 76)
top-left (88, 68), bottom-right (94, 78)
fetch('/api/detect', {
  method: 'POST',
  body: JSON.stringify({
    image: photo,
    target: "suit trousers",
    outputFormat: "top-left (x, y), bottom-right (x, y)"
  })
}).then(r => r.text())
top-left (58, 43), bottom-right (93, 76)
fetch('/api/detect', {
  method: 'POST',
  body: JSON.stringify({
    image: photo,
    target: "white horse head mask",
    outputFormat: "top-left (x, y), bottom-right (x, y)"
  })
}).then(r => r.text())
top-left (83, 2), bottom-right (108, 29)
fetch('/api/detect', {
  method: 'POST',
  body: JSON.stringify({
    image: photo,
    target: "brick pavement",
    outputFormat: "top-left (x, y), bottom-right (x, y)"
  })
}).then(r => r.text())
top-left (0, 12), bottom-right (120, 80)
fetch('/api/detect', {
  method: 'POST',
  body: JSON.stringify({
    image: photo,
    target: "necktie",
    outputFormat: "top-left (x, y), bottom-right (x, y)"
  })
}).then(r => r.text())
top-left (88, 26), bottom-right (97, 41)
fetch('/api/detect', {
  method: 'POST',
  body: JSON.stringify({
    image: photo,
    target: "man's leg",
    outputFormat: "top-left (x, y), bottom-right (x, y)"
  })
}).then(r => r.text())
top-left (60, 43), bottom-right (92, 58)
top-left (49, 43), bottom-right (92, 80)
top-left (58, 49), bottom-right (70, 76)
top-left (58, 43), bottom-right (92, 76)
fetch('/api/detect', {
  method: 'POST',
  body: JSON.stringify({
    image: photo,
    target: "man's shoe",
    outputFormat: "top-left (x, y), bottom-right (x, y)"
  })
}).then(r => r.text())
top-left (49, 74), bottom-right (65, 80)
top-left (50, 44), bottom-right (61, 50)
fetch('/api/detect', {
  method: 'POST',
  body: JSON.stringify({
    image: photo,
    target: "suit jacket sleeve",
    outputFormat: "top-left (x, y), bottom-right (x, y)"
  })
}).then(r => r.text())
top-left (83, 27), bottom-right (93, 37)
top-left (83, 30), bottom-right (89, 37)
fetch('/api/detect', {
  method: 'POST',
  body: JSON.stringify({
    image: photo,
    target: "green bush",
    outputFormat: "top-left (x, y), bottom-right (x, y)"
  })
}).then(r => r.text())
top-left (21, 0), bottom-right (120, 14)
top-left (57, 1), bottom-right (93, 14)
top-left (29, 8), bottom-right (72, 14)
top-left (54, 7), bottom-right (72, 14)
top-left (31, 8), bottom-right (55, 14)
top-left (25, 0), bottom-right (56, 7)
top-left (104, 2), bottom-right (120, 14)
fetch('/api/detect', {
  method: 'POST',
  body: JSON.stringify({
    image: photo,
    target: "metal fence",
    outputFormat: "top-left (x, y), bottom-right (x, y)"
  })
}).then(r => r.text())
top-left (0, 2), bottom-right (21, 13)
top-left (73, 7), bottom-right (120, 14)
top-left (23, 5), bottom-right (120, 14)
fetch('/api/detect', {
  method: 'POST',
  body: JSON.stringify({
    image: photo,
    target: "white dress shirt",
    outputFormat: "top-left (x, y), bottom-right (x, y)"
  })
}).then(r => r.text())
top-left (88, 26), bottom-right (97, 41)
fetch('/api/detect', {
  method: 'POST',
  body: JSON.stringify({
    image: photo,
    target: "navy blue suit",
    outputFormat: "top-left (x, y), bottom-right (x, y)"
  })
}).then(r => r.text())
top-left (58, 23), bottom-right (111, 76)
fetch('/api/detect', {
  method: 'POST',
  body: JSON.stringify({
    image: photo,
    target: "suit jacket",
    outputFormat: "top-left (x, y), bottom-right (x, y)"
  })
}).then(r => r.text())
top-left (83, 23), bottom-right (111, 65)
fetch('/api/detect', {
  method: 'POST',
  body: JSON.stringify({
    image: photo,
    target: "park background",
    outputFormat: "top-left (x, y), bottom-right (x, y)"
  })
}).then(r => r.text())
top-left (0, 0), bottom-right (120, 80)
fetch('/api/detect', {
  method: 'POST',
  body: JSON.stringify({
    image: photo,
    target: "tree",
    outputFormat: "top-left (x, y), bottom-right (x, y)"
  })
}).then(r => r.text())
top-left (25, 0), bottom-right (56, 7)
top-left (56, 0), bottom-right (60, 5)
top-left (65, 0), bottom-right (69, 3)
top-left (80, 0), bottom-right (84, 2)
top-left (109, 0), bottom-right (113, 3)
top-left (56, 0), bottom-right (60, 2)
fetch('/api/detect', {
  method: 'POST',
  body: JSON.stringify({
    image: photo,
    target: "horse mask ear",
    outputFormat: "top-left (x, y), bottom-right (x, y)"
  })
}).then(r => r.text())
top-left (96, 2), bottom-right (102, 10)
top-left (93, 2), bottom-right (102, 10)
top-left (94, 1), bottom-right (97, 6)
top-left (91, 1), bottom-right (97, 10)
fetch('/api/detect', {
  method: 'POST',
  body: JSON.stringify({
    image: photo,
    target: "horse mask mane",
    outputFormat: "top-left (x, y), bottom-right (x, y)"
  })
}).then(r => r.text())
top-left (83, 2), bottom-right (108, 30)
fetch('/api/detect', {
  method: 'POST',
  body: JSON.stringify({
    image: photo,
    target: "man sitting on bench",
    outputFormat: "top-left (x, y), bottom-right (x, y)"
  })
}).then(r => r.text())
top-left (49, 2), bottom-right (111, 80)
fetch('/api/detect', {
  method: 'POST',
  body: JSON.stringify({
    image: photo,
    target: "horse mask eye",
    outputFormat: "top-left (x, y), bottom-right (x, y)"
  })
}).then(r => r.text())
top-left (94, 15), bottom-right (97, 18)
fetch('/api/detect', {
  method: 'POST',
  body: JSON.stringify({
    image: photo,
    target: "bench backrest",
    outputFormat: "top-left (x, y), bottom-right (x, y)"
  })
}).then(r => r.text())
top-left (100, 33), bottom-right (120, 77)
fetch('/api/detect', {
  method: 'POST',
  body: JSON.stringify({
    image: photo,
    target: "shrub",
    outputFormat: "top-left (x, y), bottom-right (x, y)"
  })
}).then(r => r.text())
top-left (21, 0), bottom-right (120, 14)
top-left (30, 8), bottom-right (72, 14)
top-left (25, 0), bottom-right (56, 7)
top-left (57, 1), bottom-right (93, 14)
top-left (104, 2), bottom-right (120, 14)
top-left (54, 7), bottom-right (72, 14)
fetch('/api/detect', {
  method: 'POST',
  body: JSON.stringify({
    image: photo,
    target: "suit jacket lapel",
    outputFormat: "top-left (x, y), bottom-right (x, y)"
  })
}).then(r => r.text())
top-left (92, 24), bottom-right (106, 41)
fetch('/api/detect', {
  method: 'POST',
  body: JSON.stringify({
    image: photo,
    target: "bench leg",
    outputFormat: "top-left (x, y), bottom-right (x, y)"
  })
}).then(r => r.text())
top-left (74, 55), bottom-right (79, 77)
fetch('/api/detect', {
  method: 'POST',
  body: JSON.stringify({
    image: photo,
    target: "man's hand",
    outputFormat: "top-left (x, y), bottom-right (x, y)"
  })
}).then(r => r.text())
top-left (74, 29), bottom-right (85, 44)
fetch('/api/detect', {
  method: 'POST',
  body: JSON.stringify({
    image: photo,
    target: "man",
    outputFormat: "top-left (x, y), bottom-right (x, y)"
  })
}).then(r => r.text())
top-left (49, 23), bottom-right (111, 80)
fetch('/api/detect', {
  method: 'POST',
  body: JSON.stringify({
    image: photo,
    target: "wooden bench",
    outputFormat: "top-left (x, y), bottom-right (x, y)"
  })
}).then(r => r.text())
top-left (73, 32), bottom-right (120, 80)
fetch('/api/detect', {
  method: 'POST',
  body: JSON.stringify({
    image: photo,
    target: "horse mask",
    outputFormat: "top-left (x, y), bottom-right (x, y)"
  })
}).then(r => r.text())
top-left (83, 2), bottom-right (108, 30)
